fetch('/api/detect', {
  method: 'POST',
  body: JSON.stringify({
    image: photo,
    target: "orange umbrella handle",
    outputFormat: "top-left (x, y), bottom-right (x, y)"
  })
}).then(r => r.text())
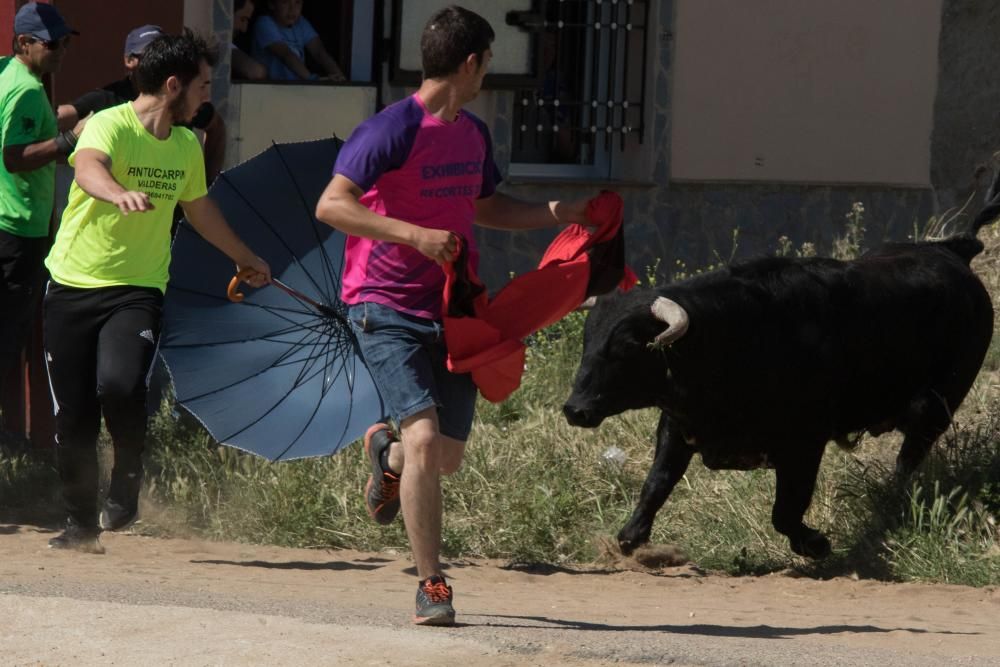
top-left (227, 268), bottom-right (258, 303)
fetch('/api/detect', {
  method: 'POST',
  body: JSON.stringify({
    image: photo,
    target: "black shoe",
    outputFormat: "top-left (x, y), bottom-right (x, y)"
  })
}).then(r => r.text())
top-left (414, 575), bottom-right (456, 626)
top-left (363, 423), bottom-right (401, 525)
top-left (48, 521), bottom-right (105, 555)
top-left (99, 498), bottom-right (138, 532)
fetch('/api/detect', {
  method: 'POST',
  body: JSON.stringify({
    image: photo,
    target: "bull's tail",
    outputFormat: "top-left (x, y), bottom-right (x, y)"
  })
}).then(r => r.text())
top-left (969, 165), bottom-right (1000, 234)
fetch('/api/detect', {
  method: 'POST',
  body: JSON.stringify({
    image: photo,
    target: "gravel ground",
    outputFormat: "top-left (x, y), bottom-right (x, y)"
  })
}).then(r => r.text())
top-left (1, 522), bottom-right (998, 666)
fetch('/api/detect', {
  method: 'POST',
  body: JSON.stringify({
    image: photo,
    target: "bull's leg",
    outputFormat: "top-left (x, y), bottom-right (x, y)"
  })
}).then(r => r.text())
top-left (772, 445), bottom-right (830, 559)
top-left (895, 393), bottom-right (954, 478)
top-left (618, 412), bottom-right (694, 555)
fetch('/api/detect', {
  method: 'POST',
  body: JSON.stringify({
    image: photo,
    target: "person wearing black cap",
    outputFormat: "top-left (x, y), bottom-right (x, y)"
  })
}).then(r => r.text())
top-left (56, 25), bottom-right (226, 185)
top-left (0, 2), bottom-right (82, 439)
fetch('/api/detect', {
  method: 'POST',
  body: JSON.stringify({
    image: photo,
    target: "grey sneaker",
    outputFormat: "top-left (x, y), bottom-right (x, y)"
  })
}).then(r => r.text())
top-left (363, 423), bottom-right (401, 525)
top-left (48, 520), bottom-right (105, 555)
top-left (414, 575), bottom-right (456, 626)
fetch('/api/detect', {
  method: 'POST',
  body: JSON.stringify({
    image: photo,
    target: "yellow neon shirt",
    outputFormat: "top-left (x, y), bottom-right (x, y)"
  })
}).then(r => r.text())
top-left (46, 102), bottom-right (206, 292)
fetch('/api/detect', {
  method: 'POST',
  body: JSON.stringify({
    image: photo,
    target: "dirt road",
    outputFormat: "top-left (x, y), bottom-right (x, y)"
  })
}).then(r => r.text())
top-left (1, 522), bottom-right (997, 666)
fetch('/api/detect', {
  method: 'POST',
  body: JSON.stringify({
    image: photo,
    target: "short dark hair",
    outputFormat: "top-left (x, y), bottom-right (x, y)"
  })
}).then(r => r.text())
top-left (133, 29), bottom-right (217, 94)
top-left (420, 5), bottom-right (494, 79)
top-left (234, 0), bottom-right (251, 11)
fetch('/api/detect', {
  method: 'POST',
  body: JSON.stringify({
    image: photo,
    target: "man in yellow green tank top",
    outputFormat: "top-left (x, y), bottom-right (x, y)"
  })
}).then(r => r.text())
top-left (0, 3), bottom-right (82, 435)
top-left (43, 31), bottom-right (271, 553)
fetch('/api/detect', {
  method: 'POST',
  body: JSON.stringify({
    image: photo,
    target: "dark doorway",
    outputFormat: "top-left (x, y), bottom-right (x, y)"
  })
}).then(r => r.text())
top-left (237, 0), bottom-right (354, 80)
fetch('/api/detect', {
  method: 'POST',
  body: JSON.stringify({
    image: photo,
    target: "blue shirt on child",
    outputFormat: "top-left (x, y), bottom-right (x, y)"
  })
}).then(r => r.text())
top-left (252, 15), bottom-right (319, 80)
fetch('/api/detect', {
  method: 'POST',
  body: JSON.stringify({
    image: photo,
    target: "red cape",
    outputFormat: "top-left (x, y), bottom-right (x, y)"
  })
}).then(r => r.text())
top-left (441, 191), bottom-right (638, 402)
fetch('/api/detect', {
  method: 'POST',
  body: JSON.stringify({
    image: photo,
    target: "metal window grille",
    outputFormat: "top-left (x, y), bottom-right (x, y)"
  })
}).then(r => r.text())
top-left (511, 0), bottom-right (651, 168)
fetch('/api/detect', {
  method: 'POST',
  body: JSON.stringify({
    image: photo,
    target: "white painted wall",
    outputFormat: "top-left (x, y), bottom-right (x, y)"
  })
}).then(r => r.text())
top-left (231, 84), bottom-right (377, 163)
top-left (670, 0), bottom-right (942, 186)
top-left (396, 0), bottom-right (534, 75)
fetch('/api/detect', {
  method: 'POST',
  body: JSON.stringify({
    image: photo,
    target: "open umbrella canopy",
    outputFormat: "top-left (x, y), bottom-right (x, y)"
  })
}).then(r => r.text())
top-left (161, 138), bottom-right (383, 461)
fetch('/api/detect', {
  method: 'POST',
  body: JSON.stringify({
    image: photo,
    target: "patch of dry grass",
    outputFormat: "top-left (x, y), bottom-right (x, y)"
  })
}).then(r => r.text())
top-left (3, 210), bottom-right (997, 585)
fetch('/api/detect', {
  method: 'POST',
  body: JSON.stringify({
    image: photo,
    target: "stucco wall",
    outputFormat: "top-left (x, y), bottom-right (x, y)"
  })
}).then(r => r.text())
top-left (670, 0), bottom-right (941, 187)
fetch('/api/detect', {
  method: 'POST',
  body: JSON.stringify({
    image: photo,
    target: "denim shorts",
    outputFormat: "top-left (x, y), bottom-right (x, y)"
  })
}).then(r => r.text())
top-left (348, 301), bottom-right (477, 441)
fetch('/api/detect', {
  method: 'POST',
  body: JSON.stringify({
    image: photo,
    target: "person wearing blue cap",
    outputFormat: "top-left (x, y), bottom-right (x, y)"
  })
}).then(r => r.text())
top-left (0, 2), bottom-right (82, 439)
top-left (56, 24), bottom-right (226, 185)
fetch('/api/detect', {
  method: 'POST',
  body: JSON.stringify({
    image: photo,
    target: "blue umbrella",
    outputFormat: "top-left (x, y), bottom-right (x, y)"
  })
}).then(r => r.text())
top-left (160, 138), bottom-right (384, 461)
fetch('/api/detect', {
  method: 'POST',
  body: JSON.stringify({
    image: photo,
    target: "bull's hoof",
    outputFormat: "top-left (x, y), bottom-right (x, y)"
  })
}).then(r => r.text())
top-left (617, 531), bottom-right (647, 556)
top-left (789, 531), bottom-right (831, 559)
top-left (618, 538), bottom-right (638, 556)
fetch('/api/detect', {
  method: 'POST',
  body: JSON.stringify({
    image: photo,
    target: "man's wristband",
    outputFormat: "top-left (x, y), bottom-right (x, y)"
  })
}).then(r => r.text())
top-left (54, 130), bottom-right (78, 156)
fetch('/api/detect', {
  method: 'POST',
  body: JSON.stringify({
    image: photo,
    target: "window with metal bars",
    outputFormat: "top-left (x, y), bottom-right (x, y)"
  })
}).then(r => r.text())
top-left (510, 0), bottom-right (650, 179)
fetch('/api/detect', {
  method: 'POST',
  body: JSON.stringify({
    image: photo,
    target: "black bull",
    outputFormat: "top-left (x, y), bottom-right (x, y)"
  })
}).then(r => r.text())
top-left (563, 235), bottom-right (994, 559)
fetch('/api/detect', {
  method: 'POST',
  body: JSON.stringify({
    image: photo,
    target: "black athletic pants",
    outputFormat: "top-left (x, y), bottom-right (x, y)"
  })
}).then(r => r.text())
top-left (0, 230), bottom-right (49, 385)
top-left (43, 281), bottom-right (162, 528)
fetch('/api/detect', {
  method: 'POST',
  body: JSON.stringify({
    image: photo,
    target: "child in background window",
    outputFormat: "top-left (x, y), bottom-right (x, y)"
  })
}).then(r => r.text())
top-left (252, 0), bottom-right (345, 81)
top-left (232, 0), bottom-right (266, 80)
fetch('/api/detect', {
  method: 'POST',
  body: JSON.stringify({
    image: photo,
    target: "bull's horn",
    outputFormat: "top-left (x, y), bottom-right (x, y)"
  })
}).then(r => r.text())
top-left (650, 297), bottom-right (689, 346)
top-left (577, 296), bottom-right (597, 310)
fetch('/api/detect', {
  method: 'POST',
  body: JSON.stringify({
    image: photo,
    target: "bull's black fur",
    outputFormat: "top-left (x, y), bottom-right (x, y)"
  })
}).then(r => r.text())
top-left (563, 233), bottom-right (994, 559)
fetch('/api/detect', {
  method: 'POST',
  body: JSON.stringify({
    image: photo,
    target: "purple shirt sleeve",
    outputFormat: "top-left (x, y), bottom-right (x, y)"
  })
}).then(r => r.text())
top-left (334, 99), bottom-right (423, 191)
top-left (468, 113), bottom-right (502, 198)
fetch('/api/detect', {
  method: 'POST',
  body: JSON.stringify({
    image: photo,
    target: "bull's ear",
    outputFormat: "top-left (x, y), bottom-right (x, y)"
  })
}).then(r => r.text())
top-left (650, 297), bottom-right (689, 347)
top-left (576, 296), bottom-right (598, 311)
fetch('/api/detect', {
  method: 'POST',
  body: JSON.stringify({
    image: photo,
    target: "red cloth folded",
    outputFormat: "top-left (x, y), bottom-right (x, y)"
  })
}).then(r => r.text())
top-left (441, 191), bottom-right (638, 402)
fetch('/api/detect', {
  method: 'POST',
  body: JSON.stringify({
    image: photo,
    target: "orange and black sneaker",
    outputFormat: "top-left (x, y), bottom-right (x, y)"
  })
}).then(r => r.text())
top-left (363, 423), bottom-right (401, 525)
top-left (414, 574), bottom-right (456, 626)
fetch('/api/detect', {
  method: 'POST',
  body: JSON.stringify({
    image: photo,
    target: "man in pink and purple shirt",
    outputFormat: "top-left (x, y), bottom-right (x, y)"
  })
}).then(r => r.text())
top-left (316, 5), bottom-right (589, 626)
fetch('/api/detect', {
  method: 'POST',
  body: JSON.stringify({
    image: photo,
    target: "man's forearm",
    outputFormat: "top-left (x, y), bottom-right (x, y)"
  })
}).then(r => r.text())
top-left (74, 161), bottom-right (128, 203)
top-left (316, 194), bottom-right (420, 246)
top-left (475, 193), bottom-right (561, 231)
top-left (56, 104), bottom-right (79, 132)
top-left (3, 139), bottom-right (64, 172)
